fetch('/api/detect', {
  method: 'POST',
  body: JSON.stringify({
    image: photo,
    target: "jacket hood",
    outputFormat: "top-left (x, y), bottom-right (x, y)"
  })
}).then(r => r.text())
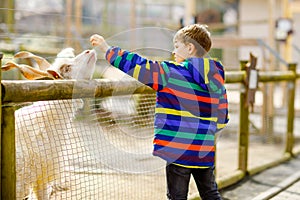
top-left (185, 57), bottom-right (225, 92)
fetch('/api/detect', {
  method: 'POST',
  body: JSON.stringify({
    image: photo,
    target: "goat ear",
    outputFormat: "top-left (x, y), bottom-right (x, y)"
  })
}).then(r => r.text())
top-left (2, 61), bottom-right (54, 80)
top-left (47, 69), bottom-right (63, 79)
top-left (2, 61), bottom-right (19, 71)
top-left (14, 51), bottom-right (51, 71)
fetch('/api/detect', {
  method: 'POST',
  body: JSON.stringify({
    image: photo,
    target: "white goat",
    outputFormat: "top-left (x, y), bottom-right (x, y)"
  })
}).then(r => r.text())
top-left (2, 48), bottom-right (97, 199)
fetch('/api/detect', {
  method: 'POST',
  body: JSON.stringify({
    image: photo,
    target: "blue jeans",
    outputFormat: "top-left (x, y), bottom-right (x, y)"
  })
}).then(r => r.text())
top-left (166, 164), bottom-right (222, 200)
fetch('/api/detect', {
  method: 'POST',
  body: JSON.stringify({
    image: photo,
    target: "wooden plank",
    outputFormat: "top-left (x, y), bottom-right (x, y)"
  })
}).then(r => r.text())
top-left (212, 37), bottom-right (261, 48)
top-left (238, 60), bottom-right (249, 172)
top-left (217, 170), bottom-right (245, 189)
top-left (286, 64), bottom-right (297, 154)
top-left (258, 71), bottom-right (295, 82)
top-left (1, 69), bottom-right (297, 104)
top-left (1, 79), bottom-right (154, 103)
top-left (0, 53), bottom-right (3, 197)
top-left (1, 106), bottom-right (16, 200)
top-left (225, 71), bottom-right (245, 83)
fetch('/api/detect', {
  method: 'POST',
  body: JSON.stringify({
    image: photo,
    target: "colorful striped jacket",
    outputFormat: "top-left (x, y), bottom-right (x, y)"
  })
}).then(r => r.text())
top-left (106, 46), bottom-right (229, 167)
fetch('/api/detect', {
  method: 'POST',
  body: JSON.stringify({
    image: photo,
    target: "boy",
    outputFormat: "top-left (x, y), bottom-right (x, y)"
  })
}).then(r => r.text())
top-left (90, 24), bottom-right (229, 200)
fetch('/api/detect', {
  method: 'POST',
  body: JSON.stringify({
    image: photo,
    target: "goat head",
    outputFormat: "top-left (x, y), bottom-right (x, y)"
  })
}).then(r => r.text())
top-left (2, 48), bottom-right (97, 80)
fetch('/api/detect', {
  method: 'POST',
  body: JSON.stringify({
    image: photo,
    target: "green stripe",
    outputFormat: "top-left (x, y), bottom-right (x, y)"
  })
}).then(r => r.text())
top-left (182, 61), bottom-right (189, 69)
top-left (209, 81), bottom-right (222, 94)
top-left (161, 62), bottom-right (170, 74)
top-left (159, 62), bottom-right (169, 86)
top-left (155, 129), bottom-right (214, 141)
top-left (161, 74), bottom-right (166, 86)
top-left (168, 77), bottom-right (208, 93)
top-left (114, 56), bottom-right (122, 68)
top-left (126, 53), bottom-right (134, 61)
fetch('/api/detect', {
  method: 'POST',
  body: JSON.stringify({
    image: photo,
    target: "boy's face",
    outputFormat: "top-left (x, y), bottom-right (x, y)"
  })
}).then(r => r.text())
top-left (173, 39), bottom-right (190, 63)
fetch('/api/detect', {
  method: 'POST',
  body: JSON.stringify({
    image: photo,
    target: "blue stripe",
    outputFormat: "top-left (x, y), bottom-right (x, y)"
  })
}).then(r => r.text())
top-left (153, 148), bottom-right (215, 166)
top-left (155, 113), bottom-right (216, 125)
top-left (172, 68), bottom-right (193, 79)
top-left (123, 59), bottom-right (131, 72)
top-left (154, 145), bottom-right (215, 157)
top-left (155, 117), bottom-right (215, 131)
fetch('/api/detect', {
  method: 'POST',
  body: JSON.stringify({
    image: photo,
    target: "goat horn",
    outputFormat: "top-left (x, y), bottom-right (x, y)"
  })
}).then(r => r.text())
top-left (14, 51), bottom-right (51, 71)
top-left (2, 61), bottom-right (54, 80)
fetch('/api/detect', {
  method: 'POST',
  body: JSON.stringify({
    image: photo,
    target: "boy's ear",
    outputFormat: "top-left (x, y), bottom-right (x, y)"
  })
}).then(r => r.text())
top-left (188, 43), bottom-right (197, 56)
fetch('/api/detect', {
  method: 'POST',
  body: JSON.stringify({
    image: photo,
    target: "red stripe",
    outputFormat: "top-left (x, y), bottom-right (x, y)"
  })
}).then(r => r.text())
top-left (154, 139), bottom-right (214, 151)
top-left (162, 88), bottom-right (219, 104)
top-left (153, 72), bottom-right (158, 90)
top-left (159, 63), bottom-right (165, 74)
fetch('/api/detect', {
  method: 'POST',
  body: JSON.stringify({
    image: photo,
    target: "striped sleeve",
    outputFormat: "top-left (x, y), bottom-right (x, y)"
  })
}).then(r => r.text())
top-left (106, 46), bottom-right (170, 91)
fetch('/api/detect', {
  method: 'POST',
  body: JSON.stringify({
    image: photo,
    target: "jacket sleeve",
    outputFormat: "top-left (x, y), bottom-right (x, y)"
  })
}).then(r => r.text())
top-left (105, 46), bottom-right (170, 91)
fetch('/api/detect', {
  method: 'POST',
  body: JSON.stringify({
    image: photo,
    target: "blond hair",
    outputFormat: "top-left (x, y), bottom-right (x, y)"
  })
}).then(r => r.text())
top-left (174, 24), bottom-right (212, 57)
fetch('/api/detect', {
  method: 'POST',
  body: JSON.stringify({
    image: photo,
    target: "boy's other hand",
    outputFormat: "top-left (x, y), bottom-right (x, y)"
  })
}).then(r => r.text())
top-left (90, 34), bottom-right (110, 52)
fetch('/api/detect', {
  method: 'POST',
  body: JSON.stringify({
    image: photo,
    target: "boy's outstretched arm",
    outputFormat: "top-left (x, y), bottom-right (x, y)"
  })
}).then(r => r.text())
top-left (90, 34), bottom-right (110, 52)
top-left (89, 34), bottom-right (170, 91)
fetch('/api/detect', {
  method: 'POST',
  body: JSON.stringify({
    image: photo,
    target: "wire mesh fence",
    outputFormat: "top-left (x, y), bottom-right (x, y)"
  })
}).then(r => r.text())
top-left (15, 94), bottom-right (171, 199)
top-left (215, 83), bottom-right (240, 178)
top-left (1, 68), bottom-right (298, 200)
top-left (295, 79), bottom-right (300, 152)
top-left (247, 82), bottom-right (287, 169)
top-left (12, 90), bottom-right (249, 199)
top-left (0, 2), bottom-right (299, 199)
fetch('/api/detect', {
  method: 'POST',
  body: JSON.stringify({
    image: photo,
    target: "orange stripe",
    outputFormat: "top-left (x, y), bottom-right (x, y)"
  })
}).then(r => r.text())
top-left (118, 49), bottom-right (124, 56)
top-left (163, 88), bottom-right (219, 104)
top-left (213, 73), bottom-right (224, 84)
top-left (218, 103), bottom-right (228, 109)
top-left (106, 50), bottom-right (114, 61)
top-left (159, 63), bottom-right (165, 74)
top-left (154, 139), bottom-right (214, 151)
top-left (153, 72), bottom-right (158, 90)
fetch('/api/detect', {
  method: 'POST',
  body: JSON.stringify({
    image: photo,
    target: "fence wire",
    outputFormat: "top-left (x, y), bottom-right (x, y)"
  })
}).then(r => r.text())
top-left (295, 79), bottom-right (300, 151)
top-left (13, 79), bottom-right (299, 199)
top-left (14, 94), bottom-right (172, 200)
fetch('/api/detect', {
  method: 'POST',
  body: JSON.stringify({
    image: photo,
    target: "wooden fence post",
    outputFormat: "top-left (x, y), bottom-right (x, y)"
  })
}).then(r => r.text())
top-left (1, 106), bottom-right (16, 200)
top-left (1, 53), bottom-right (16, 199)
top-left (65, 0), bottom-right (73, 47)
top-left (0, 53), bottom-right (2, 197)
top-left (238, 60), bottom-right (250, 173)
top-left (285, 63), bottom-right (297, 155)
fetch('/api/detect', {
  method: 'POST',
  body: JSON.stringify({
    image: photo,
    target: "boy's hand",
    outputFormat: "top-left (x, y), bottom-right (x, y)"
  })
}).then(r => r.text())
top-left (90, 34), bottom-right (110, 52)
